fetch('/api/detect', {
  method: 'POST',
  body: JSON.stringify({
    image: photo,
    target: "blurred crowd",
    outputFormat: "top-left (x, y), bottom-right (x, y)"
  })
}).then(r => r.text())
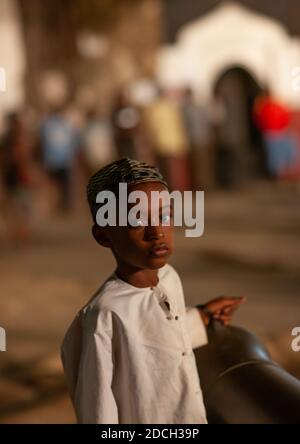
top-left (1, 84), bottom-right (300, 247)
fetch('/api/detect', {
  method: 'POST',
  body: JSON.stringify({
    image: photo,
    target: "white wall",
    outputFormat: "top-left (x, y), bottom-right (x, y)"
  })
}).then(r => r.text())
top-left (0, 0), bottom-right (26, 116)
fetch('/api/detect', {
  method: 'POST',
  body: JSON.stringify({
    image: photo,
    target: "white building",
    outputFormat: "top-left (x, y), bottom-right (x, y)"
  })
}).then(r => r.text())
top-left (157, 2), bottom-right (300, 109)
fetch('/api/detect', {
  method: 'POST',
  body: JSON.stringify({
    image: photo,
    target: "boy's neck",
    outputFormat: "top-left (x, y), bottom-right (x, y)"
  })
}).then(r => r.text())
top-left (115, 263), bottom-right (159, 288)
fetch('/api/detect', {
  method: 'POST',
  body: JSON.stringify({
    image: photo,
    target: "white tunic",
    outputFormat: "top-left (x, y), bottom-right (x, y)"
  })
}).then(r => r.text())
top-left (61, 263), bottom-right (208, 424)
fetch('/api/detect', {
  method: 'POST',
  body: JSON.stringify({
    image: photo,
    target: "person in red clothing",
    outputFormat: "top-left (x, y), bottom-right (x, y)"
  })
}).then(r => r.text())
top-left (253, 92), bottom-right (298, 179)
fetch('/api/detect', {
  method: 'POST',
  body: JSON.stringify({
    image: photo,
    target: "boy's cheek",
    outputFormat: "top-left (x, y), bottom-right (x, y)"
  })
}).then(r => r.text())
top-left (168, 245), bottom-right (175, 257)
top-left (166, 228), bottom-right (175, 248)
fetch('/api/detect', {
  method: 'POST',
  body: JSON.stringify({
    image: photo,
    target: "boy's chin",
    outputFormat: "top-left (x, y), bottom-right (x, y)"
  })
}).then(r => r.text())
top-left (145, 256), bottom-right (170, 270)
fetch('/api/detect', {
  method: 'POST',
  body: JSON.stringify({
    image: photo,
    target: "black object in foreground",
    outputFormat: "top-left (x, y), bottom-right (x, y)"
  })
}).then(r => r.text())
top-left (194, 321), bottom-right (300, 424)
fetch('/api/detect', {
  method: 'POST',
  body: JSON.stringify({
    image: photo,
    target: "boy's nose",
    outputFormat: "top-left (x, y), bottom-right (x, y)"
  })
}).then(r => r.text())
top-left (145, 225), bottom-right (165, 240)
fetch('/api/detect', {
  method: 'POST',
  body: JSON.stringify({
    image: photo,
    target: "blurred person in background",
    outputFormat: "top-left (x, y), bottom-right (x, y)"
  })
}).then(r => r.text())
top-left (81, 108), bottom-right (116, 177)
top-left (253, 91), bottom-right (298, 180)
top-left (39, 104), bottom-right (81, 212)
top-left (0, 111), bottom-right (35, 246)
top-left (288, 113), bottom-right (300, 183)
top-left (144, 88), bottom-right (191, 192)
top-left (181, 87), bottom-right (215, 191)
top-left (212, 83), bottom-right (240, 189)
top-left (126, 80), bottom-right (158, 166)
top-left (111, 90), bottom-right (141, 160)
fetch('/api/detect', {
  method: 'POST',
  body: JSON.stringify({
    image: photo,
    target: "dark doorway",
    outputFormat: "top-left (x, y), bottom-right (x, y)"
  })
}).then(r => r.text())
top-left (213, 66), bottom-right (266, 187)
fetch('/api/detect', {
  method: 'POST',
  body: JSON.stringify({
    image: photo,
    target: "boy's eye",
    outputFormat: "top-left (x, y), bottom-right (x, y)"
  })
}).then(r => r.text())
top-left (128, 217), bottom-right (147, 228)
top-left (161, 214), bottom-right (170, 223)
top-left (161, 212), bottom-right (173, 224)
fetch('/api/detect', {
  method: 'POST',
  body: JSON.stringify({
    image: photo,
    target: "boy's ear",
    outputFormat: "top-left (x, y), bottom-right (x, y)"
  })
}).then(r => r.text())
top-left (92, 224), bottom-right (111, 248)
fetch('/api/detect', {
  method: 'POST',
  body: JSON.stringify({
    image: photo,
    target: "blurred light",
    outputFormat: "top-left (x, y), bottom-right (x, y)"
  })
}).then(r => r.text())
top-left (77, 31), bottom-right (109, 59)
top-left (116, 107), bottom-right (140, 129)
top-left (128, 79), bottom-right (158, 107)
top-left (40, 71), bottom-right (68, 106)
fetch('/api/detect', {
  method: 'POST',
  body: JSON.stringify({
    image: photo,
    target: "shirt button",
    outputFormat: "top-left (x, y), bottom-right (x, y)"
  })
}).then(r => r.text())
top-left (182, 352), bottom-right (187, 356)
top-left (175, 315), bottom-right (179, 320)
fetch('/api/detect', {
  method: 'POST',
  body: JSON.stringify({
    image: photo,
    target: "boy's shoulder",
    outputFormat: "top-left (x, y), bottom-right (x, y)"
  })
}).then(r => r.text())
top-left (80, 275), bottom-right (120, 318)
top-left (162, 262), bottom-right (181, 277)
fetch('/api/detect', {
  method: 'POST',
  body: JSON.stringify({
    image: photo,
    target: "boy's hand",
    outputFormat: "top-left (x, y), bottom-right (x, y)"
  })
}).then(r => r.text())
top-left (197, 296), bottom-right (246, 327)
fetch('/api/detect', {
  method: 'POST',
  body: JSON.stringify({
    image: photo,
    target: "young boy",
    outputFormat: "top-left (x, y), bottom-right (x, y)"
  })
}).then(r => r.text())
top-left (61, 158), bottom-right (245, 424)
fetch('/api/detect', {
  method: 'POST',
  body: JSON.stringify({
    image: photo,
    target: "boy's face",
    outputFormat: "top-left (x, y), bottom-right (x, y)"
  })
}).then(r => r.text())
top-left (93, 182), bottom-right (174, 271)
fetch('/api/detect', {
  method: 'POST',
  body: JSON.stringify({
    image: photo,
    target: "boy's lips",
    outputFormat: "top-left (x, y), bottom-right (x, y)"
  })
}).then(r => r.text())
top-left (149, 243), bottom-right (169, 257)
